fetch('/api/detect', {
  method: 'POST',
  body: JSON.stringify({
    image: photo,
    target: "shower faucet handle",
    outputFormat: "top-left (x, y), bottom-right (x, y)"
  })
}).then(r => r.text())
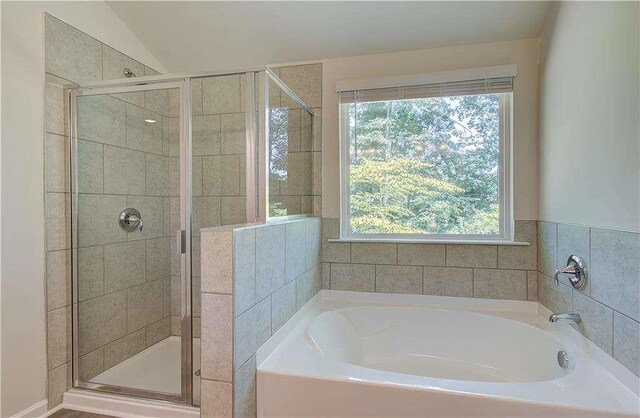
top-left (119, 208), bottom-right (144, 232)
top-left (554, 254), bottom-right (587, 290)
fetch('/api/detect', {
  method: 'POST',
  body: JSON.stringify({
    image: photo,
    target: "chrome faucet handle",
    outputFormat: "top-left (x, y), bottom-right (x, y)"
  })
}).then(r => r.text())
top-left (119, 208), bottom-right (144, 232)
top-left (554, 254), bottom-right (587, 290)
top-left (549, 312), bottom-right (582, 324)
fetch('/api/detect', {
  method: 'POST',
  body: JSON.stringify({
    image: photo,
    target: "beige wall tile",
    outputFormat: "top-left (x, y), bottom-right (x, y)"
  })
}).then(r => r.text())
top-left (194, 196), bottom-right (222, 234)
top-left (77, 245), bottom-right (104, 302)
top-left (103, 329), bottom-right (146, 370)
top-left (47, 363), bottom-right (69, 409)
top-left (46, 193), bottom-right (69, 251)
top-left (220, 113), bottom-right (246, 155)
top-left (103, 145), bottom-right (145, 195)
top-left (145, 154), bottom-right (170, 196)
top-left (78, 290), bottom-right (127, 355)
top-left (537, 221), bottom-right (557, 277)
top-left (446, 245), bottom-right (497, 268)
top-left (591, 228), bottom-right (640, 321)
top-left (279, 64), bottom-right (322, 108)
top-left (234, 355), bottom-right (257, 418)
top-left (77, 194), bottom-right (126, 247)
top-left (77, 95), bottom-right (125, 146)
top-left (47, 306), bottom-right (70, 370)
top-left (46, 133), bottom-right (68, 193)
top-left (45, 15), bottom-right (101, 83)
top-left (47, 250), bottom-right (70, 310)
top-left (233, 229), bottom-right (256, 315)
top-left (45, 81), bottom-right (66, 135)
top-left (234, 297), bottom-right (271, 370)
top-left (202, 74), bottom-right (241, 114)
top-left (221, 198), bottom-right (246, 226)
top-left (127, 279), bottom-right (164, 331)
top-left (285, 221), bottom-right (306, 282)
top-left (285, 153), bottom-right (312, 196)
top-left (201, 379), bottom-right (232, 418)
top-left (144, 90), bottom-right (167, 116)
top-left (191, 79), bottom-right (203, 116)
top-left (78, 348), bottom-right (104, 381)
top-left (255, 224), bottom-right (286, 300)
top-left (102, 44), bottom-right (144, 81)
top-left (397, 244), bottom-right (445, 266)
top-left (193, 114), bottom-right (221, 156)
top-left (126, 196), bottom-right (165, 239)
top-left (613, 312), bottom-right (640, 376)
top-left (104, 241), bottom-right (146, 293)
top-left (497, 220), bottom-right (537, 270)
top-left (201, 230), bottom-right (233, 294)
top-left (351, 243), bottom-right (397, 265)
top-left (527, 270), bottom-right (538, 301)
top-left (473, 269), bottom-right (527, 300)
top-left (77, 140), bottom-right (104, 193)
top-left (297, 266), bottom-right (321, 308)
top-left (573, 291), bottom-right (614, 355)
top-left (125, 104), bottom-right (163, 154)
top-left (322, 263), bottom-right (331, 289)
top-left (271, 280), bottom-right (297, 332)
top-left (146, 317), bottom-right (171, 347)
top-left (423, 267), bottom-right (473, 297)
top-left (375, 265), bottom-right (422, 294)
top-left (304, 218), bottom-right (322, 270)
top-left (201, 294), bottom-right (233, 382)
top-left (331, 263), bottom-right (375, 292)
top-left (146, 237), bottom-right (170, 280)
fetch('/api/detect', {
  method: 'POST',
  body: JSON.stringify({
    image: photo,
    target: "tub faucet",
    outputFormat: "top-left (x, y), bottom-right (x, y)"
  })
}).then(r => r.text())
top-left (549, 312), bottom-right (582, 324)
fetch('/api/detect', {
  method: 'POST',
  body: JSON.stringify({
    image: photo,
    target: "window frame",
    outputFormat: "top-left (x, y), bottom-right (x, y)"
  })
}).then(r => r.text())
top-left (338, 91), bottom-right (513, 243)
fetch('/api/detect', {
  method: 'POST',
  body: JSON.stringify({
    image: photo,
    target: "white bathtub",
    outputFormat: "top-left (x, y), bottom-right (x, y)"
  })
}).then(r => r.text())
top-left (257, 291), bottom-right (640, 417)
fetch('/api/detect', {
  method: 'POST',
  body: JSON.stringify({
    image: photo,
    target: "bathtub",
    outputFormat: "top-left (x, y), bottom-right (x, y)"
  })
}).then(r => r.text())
top-left (257, 291), bottom-right (640, 417)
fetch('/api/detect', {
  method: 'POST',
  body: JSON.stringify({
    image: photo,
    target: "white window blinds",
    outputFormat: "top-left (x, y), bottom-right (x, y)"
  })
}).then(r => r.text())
top-left (337, 65), bottom-right (516, 103)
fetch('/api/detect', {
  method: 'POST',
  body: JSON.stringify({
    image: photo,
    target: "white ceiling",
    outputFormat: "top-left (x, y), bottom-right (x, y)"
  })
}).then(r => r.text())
top-left (107, 1), bottom-right (551, 73)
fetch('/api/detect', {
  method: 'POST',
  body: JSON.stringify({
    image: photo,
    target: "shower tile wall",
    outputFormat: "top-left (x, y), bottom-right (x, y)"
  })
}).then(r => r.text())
top-left (271, 65), bottom-right (323, 217)
top-left (537, 222), bottom-right (640, 376)
top-left (44, 14), bottom-right (166, 408)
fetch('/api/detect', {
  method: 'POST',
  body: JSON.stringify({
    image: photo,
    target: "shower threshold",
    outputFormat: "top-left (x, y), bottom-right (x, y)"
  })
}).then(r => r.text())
top-left (88, 336), bottom-right (201, 404)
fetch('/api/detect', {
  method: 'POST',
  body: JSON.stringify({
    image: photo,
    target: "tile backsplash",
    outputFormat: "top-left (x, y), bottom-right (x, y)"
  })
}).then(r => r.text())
top-left (321, 218), bottom-right (538, 302)
top-left (537, 221), bottom-right (639, 376)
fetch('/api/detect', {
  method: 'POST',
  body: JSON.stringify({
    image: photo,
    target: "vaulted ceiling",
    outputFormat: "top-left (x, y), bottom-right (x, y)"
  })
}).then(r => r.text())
top-left (107, 1), bottom-right (551, 73)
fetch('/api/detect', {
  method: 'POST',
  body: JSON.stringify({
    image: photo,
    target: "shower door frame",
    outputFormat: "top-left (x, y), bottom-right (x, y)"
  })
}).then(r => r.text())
top-left (68, 79), bottom-right (194, 404)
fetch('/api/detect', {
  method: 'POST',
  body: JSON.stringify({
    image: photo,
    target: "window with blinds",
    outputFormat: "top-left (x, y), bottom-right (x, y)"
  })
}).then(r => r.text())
top-left (337, 68), bottom-right (514, 241)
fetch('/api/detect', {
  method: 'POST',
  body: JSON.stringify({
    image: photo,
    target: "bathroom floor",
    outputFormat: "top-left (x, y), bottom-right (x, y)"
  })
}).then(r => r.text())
top-left (49, 409), bottom-right (115, 418)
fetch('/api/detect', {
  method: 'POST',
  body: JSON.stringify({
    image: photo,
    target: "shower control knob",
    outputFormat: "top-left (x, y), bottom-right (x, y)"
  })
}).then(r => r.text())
top-left (119, 208), bottom-right (144, 232)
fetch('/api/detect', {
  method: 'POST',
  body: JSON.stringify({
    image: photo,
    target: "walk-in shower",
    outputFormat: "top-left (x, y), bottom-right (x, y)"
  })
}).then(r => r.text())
top-left (66, 69), bottom-right (313, 407)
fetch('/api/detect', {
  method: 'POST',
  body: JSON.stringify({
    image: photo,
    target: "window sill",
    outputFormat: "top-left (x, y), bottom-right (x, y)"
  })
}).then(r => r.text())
top-left (328, 237), bottom-right (530, 246)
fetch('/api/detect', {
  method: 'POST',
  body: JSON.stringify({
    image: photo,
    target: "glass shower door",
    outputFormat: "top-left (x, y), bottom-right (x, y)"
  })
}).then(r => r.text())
top-left (69, 80), bottom-right (193, 403)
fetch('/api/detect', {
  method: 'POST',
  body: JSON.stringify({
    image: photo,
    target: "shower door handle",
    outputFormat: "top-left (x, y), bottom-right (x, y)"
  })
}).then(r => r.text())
top-left (176, 229), bottom-right (187, 254)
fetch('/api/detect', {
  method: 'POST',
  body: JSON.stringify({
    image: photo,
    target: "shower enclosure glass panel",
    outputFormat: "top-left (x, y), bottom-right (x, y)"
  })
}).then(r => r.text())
top-left (265, 70), bottom-right (314, 217)
top-left (70, 80), bottom-right (193, 403)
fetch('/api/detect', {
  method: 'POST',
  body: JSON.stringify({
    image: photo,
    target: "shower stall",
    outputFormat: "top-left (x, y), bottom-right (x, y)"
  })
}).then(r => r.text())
top-left (67, 69), bottom-right (313, 407)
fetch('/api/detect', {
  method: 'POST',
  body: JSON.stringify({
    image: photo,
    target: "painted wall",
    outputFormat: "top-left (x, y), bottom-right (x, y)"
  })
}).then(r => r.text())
top-left (538, 1), bottom-right (639, 233)
top-left (320, 38), bottom-right (540, 221)
top-left (1, 2), bottom-right (163, 416)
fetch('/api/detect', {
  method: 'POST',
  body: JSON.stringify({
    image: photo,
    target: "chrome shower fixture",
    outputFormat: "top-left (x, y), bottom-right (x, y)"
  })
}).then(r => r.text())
top-left (123, 68), bottom-right (137, 78)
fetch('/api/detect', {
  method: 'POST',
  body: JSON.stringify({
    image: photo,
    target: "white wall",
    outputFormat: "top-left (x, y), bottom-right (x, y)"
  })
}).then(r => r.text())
top-left (320, 38), bottom-right (540, 220)
top-left (0, 2), bottom-right (163, 416)
top-left (538, 2), bottom-right (639, 233)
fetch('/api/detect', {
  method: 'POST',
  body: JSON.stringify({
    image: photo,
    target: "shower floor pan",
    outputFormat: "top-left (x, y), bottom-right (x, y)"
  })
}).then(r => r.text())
top-left (89, 336), bottom-right (201, 404)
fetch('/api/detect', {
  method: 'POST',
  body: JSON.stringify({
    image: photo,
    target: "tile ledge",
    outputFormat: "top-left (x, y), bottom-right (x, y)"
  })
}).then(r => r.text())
top-left (328, 238), bottom-right (530, 246)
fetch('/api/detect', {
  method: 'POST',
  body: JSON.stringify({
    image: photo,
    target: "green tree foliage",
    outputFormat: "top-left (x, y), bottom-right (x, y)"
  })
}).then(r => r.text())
top-left (348, 94), bottom-right (501, 234)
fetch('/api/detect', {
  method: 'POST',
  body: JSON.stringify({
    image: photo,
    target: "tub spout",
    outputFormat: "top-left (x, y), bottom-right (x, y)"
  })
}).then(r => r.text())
top-left (549, 312), bottom-right (581, 324)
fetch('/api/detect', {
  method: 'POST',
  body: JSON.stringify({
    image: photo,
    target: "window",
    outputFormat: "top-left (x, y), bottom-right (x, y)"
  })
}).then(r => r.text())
top-left (338, 67), bottom-right (514, 241)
